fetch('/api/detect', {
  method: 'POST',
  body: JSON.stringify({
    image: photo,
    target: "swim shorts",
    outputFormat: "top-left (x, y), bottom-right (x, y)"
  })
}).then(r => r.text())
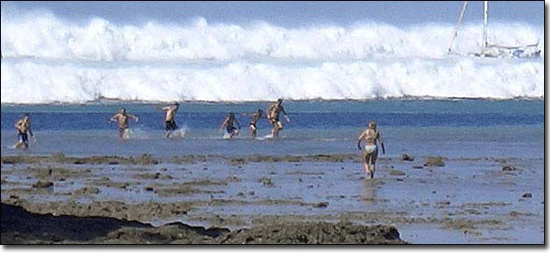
top-left (165, 120), bottom-right (178, 131)
top-left (17, 132), bottom-right (28, 143)
top-left (226, 126), bottom-right (237, 134)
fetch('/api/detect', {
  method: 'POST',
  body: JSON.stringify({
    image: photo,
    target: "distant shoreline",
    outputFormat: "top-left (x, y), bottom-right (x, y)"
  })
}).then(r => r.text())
top-left (0, 96), bottom-right (544, 107)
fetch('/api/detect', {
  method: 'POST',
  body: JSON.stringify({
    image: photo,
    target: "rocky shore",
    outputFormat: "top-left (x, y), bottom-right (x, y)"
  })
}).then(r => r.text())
top-left (1, 203), bottom-right (406, 244)
top-left (1, 154), bottom-right (543, 244)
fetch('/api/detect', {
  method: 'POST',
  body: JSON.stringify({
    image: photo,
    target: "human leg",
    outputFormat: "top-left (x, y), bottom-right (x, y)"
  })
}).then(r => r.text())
top-left (368, 160), bottom-right (375, 179)
top-left (369, 149), bottom-right (379, 179)
top-left (120, 128), bottom-right (130, 139)
top-left (226, 126), bottom-right (238, 138)
top-left (165, 121), bottom-right (178, 138)
top-left (273, 121), bottom-right (283, 137)
top-left (362, 150), bottom-right (371, 177)
top-left (14, 133), bottom-right (23, 148)
top-left (249, 124), bottom-right (257, 138)
top-left (269, 118), bottom-right (278, 137)
top-left (19, 133), bottom-right (29, 149)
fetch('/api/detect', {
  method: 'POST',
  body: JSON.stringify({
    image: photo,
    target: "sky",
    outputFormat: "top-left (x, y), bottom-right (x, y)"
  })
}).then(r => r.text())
top-left (1, 1), bottom-right (545, 28)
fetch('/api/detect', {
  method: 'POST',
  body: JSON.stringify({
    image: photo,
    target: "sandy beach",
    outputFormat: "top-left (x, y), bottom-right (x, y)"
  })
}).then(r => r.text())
top-left (1, 153), bottom-right (543, 244)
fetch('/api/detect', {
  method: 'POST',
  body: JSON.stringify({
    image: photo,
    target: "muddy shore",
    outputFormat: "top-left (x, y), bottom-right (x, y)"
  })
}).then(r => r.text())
top-left (1, 154), bottom-right (407, 244)
top-left (1, 154), bottom-right (544, 244)
top-left (1, 153), bottom-right (361, 165)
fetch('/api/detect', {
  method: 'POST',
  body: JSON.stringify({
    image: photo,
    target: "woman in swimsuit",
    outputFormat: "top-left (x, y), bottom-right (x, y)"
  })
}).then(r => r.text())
top-left (248, 109), bottom-right (264, 138)
top-left (357, 121), bottom-right (386, 179)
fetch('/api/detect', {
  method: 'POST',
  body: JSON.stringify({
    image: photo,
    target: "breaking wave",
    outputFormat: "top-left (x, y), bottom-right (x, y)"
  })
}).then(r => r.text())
top-left (1, 11), bottom-right (544, 103)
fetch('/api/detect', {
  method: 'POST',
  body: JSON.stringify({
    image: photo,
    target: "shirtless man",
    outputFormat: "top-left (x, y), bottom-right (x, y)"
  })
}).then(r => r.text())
top-left (14, 113), bottom-right (33, 149)
top-left (219, 112), bottom-right (241, 139)
top-left (161, 102), bottom-right (179, 138)
top-left (109, 107), bottom-right (139, 139)
top-left (357, 121), bottom-right (385, 179)
top-left (266, 98), bottom-right (290, 138)
top-left (245, 109), bottom-right (264, 139)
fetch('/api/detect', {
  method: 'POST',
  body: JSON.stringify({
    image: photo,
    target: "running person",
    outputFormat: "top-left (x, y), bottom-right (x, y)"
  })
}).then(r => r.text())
top-left (14, 113), bottom-right (33, 149)
top-left (246, 109), bottom-right (264, 139)
top-left (109, 107), bottom-right (139, 139)
top-left (357, 121), bottom-right (385, 179)
top-left (161, 102), bottom-right (179, 138)
top-left (266, 98), bottom-right (290, 138)
top-left (219, 112), bottom-right (241, 139)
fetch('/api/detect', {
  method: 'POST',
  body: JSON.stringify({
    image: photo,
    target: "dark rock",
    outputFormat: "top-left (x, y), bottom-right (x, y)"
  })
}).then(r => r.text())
top-left (502, 165), bottom-right (518, 171)
top-left (32, 181), bottom-right (54, 188)
top-left (219, 221), bottom-right (408, 244)
top-left (313, 202), bottom-right (329, 208)
top-left (73, 187), bottom-right (100, 196)
top-left (1, 203), bottom-right (153, 243)
top-left (1, 204), bottom-right (408, 244)
top-left (260, 178), bottom-right (274, 187)
top-left (400, 154), bottom-right (414, 161)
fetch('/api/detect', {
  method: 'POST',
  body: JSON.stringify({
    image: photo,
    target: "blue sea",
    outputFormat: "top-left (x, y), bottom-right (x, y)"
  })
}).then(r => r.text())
top-left (1, 100), bottom-right (544, 161)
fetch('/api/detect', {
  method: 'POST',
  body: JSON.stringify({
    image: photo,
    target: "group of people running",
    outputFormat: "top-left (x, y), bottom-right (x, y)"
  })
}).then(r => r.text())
top-left (13, 98), bottom-right (385, 178)
top-left (107, 98), bottom-right (291, 140)
top-left (218, 98), bottom-right (291, 139)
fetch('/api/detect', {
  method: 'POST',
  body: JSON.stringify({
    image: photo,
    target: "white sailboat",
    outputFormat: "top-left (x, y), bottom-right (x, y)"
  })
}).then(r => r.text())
top-left (448, 1), bottom-right (541, 58)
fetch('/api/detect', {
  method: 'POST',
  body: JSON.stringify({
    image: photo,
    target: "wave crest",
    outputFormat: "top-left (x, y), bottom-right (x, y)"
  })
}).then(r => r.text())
top-left (1, 13), bottom-right (543, 61)
top-left (1, 59), bottom-right (543, 104)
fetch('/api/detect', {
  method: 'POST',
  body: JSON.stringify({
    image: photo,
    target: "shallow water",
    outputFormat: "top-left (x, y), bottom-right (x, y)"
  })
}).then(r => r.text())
top-left (1, 100), bottom-right (544, 159)
top-left (1, 154), bottom-right (543, 244)
top-left (1, 100), bottom-right (544, 244)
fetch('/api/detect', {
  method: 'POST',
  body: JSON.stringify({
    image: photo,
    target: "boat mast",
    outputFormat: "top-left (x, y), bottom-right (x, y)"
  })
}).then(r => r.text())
top-left (481, 1), bottom-right (488, 55)
top-left (448, 1), bottom-right (469, 54)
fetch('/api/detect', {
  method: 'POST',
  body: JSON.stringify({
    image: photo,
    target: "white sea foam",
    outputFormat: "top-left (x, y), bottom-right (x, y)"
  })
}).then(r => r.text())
top-left (0, 12), bottom-right (544, 103)
top-left (1, 12), bottom-right (543, 61)
top-left (1, 58), bottom-right (543, 103)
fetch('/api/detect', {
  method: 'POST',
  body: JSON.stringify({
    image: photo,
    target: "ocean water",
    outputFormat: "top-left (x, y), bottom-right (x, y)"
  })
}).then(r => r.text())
top-left (1, 100), bottom-right (543, 161)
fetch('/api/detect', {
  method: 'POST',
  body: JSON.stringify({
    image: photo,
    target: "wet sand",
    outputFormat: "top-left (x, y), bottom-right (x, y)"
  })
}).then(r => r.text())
top-left (1, 154), bottom-right (544, 244)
